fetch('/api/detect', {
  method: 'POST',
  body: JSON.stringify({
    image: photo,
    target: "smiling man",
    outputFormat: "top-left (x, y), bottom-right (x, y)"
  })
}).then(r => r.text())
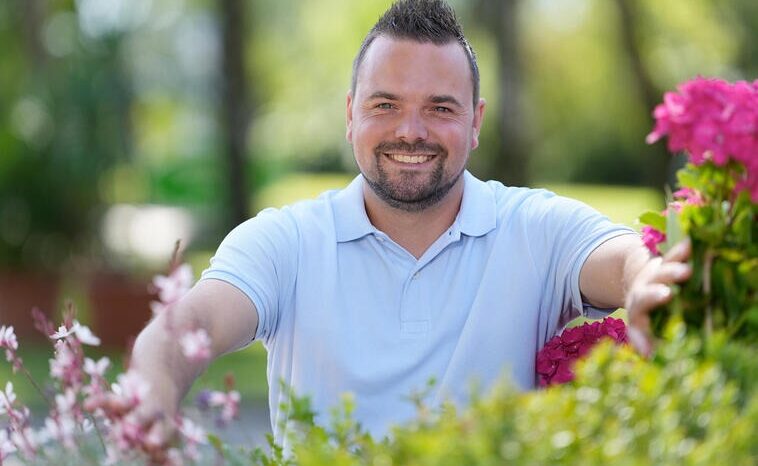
top-left (125, 0), bottom-right (692, 449)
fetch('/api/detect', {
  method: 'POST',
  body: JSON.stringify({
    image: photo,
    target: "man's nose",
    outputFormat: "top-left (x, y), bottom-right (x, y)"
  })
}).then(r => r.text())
top-left (394, 110), bottom-right (428, 142)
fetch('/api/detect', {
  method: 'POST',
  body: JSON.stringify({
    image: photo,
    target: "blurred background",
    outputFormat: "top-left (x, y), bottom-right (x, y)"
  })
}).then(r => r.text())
top-left (0, 0), bottom-right (756, 438)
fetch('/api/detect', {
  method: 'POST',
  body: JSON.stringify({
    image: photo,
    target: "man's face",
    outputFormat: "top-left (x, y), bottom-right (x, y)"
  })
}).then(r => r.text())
top-left (346, 36), bottom-right (485, 212)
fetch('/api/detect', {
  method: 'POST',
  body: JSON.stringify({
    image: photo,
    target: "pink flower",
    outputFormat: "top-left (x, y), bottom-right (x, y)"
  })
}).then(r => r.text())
top-left (673, 187), bottom-right (706, 207)
top-left (537, 317), bottom-right (628, 386)
top-left (209, 390), bottom-right (241, 425)
top-left (110, 372), bottom-right (151, 409)
top-left (0, 326), bottom-right (18, 351)
top-left (84, 357), bottom-right (110, 378)
top-left (647, 77), bottom-right (758, 201)
top-left (641, 226), bottom-right (666, 256)
top-left (50, 320), bottom-right (101, 346)
top-left (50, 340), bottom-right (82, 388)
top-left (0, 382), bottom-right (16, 416)
top-left (180, 329), bottom-right (212, 362)
top-left (0, 429), bottom-right (17, 462)
top-left (151, 264), bottom-right (194, 315)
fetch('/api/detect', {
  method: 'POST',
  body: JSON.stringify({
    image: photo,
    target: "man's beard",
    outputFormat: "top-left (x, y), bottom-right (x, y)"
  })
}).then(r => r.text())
top-left (362, 141), bottom-right (464, 212)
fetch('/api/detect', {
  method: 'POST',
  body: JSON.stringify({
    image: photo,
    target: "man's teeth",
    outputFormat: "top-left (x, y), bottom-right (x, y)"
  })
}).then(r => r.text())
top-left (387, 154), bottom-right (433, 164)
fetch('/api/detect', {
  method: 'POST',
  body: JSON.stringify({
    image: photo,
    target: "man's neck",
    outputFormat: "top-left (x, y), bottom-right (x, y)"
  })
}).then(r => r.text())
top-left (362, 179), bottom-right (464, 259)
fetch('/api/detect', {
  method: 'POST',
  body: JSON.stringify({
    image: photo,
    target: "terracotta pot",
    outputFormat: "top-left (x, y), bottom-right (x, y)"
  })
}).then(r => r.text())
top-left (0, 271), bottom-right (59, 341)
top-left (88, 272), bottom-right (155, 349)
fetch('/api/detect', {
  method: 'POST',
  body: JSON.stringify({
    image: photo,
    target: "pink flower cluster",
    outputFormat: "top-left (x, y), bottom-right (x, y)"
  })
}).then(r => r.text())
top-left (536, 317), bottom-right (627, 387)
top-left (0, 260), bottom-right (239, 465)
top-left (646, 77), bottom-right (758, 201)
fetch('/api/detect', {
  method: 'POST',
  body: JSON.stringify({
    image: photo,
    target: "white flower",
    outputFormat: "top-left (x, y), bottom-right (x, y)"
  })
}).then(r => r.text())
top-left (0, 382), bottom-right (16, 415)
top-left (49, 320), bottom-right (101, 346)
top-left (0, 429), bottom-right (18, 460)
top-left (209, 389), bottom-right (241, 423)
top-left (55, 389), bottom-right (77, 415)
top-left (50, 324), bottom-right (75, 340)
top-left (84, 356), bottom-right (110, 377)
top-left (111, 372), bottom-right (151, 407)
top-left (178, 417), bottom-right (206, 444)
top-left (43, 416), bottom-right (77, 449)
top-left (180, 329), bottom-right (212, 362)
top-left (49, 340), bottom-right (76, 381)
top-left (0, 326), bottom-right (18, 351)
top-left (153, 263), bottom-right (194, 305)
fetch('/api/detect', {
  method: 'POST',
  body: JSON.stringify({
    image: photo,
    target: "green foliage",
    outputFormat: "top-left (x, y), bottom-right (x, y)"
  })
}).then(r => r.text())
top-left (646, 162), bottom-right (758, 341)
top-left (245, 322), bottom-right (756, 465)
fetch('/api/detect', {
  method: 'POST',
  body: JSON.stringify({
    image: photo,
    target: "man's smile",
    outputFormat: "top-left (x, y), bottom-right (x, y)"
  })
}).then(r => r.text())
top-left (383, 153), bottom-right (436, 164)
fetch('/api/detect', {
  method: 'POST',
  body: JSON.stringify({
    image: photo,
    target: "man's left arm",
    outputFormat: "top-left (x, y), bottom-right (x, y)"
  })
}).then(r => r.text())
top-left (579, 234), bottom-right (692, 355)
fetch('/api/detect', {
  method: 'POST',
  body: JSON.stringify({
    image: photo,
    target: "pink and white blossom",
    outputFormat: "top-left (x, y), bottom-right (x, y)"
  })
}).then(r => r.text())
top-left (110, 372), bottom-right (151, 409)
top-left (50, 320), bottom-right (101, 346)
top-left (180, 329), bottom-right (212, 362)
top-left (0, 382), bottom-right (16, 415)
top-left (151, 264), bottom-right (194, 315)
top-left (209, 390), bottom-right (241, 424)
top-left (84, 356), bottom-right (110, 378)
top-left (0, 326), bottom-right (18, 351)
top-left (0, 429), bottom-right (17, 461)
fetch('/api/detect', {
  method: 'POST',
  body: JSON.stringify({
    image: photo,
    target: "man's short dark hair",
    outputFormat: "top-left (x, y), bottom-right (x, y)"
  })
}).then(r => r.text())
top-left (351, 0), bottom-right (480, 108)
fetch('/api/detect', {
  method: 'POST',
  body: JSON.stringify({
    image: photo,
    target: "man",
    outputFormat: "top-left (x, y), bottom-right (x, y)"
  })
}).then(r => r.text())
top-left (128, 0), bottom-right (691, 447)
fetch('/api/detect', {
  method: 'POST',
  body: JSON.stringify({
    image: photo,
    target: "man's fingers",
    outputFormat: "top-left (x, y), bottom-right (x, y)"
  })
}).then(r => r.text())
top-left (627, 283), bottom-right (672, 327)
top-left (663, 237), bottom-right (691, 263)
top-left (651, 262), bottom-right (692, 284)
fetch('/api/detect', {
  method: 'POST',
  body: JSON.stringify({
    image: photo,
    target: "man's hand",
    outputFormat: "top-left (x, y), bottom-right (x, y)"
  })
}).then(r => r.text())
top-left (625, 239), bottom-right (692, 356)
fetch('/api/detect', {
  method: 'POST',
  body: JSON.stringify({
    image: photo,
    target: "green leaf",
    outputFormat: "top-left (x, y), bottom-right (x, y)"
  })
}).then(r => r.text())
top-left (639, 210), bottom-right (666, 232)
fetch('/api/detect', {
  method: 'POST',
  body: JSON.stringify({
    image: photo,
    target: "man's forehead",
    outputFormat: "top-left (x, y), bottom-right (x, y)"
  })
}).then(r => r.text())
top-left (355, 36), bottom-right (473, 100)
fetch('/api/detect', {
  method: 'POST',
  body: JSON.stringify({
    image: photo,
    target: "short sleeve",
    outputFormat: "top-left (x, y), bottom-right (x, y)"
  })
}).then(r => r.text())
top-left (200, 207), bottom-right (299, 343)
top-left (526, 191), bottom-right (635, 330)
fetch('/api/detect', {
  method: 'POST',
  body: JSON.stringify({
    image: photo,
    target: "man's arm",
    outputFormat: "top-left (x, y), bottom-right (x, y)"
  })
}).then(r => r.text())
top-left (130, 279), bottom-right (258, 415)
top-left (579, 234), bottom-right (692, 354)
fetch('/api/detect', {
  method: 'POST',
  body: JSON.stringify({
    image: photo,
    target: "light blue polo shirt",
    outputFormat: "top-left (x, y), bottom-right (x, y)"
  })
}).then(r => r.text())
top-left (201, 171), bottom-right (634, 442)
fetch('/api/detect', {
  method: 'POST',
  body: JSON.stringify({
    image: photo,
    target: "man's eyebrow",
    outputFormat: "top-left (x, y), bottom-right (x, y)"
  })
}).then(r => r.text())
top-left (367, 91), bottom-right (400, 101)
top-left (429, 95), bottom-right (464, 107)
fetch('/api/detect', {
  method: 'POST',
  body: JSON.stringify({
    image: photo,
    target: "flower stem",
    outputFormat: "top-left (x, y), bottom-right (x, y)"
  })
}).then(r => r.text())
top-left (20, 362), bottom-right (54, 408)
top-left (702, 249), bottom-right (715, 339)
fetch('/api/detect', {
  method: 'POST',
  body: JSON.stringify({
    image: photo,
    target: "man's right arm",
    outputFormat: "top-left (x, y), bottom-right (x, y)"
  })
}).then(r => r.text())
top-left (129, 278), bottom-right (258, 421)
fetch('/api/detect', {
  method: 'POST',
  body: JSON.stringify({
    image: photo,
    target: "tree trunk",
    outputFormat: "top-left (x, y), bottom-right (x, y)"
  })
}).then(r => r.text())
top-left (473, 0), bottom-right (530, 187)
top-left (614, 0), bottom-right (670, 191)
top-left (219, 0), bottom-right (251, 228)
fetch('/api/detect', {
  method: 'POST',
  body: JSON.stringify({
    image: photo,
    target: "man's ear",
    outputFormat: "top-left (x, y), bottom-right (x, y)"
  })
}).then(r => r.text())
top-left (346, 90), bottom-right (354, 143)
top-left (471, 98), bottom-right (486, 150)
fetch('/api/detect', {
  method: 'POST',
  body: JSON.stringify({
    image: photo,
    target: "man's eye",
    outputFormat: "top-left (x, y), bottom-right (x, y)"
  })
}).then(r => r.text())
top-left (377, 103), bottom-right (393, 109)
top-left (434, 106), bottom-right (451, 113)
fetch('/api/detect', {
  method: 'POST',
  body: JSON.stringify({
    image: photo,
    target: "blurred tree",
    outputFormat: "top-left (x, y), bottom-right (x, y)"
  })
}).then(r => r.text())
top-left (219, 0), bottom-right (251, 228)
top-left (613, 0), bottom-right (669, 190)
top-left (470, 0), bottom-right (531, 187)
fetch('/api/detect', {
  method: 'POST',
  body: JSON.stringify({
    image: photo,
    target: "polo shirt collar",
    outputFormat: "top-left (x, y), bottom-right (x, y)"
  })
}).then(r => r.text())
top-left (332, 170), bottom-right (497, 243)
top-left (456, 171), bottom-right (497, 237)
top-left (333, 174), bottom-right (376, 242)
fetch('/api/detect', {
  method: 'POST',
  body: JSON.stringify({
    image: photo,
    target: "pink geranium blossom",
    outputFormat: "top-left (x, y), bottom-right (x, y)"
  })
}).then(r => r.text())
top-left (536, 317), bottom-right (628, 387)
top-left (647, 77), bottom-right (758, 201)
top-left (641, 226), bottom-right (666, 256)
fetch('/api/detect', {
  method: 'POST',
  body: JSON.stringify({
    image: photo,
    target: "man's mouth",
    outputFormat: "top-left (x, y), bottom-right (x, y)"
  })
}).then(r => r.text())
top-left (383, 153), bottom-right (435, 164)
